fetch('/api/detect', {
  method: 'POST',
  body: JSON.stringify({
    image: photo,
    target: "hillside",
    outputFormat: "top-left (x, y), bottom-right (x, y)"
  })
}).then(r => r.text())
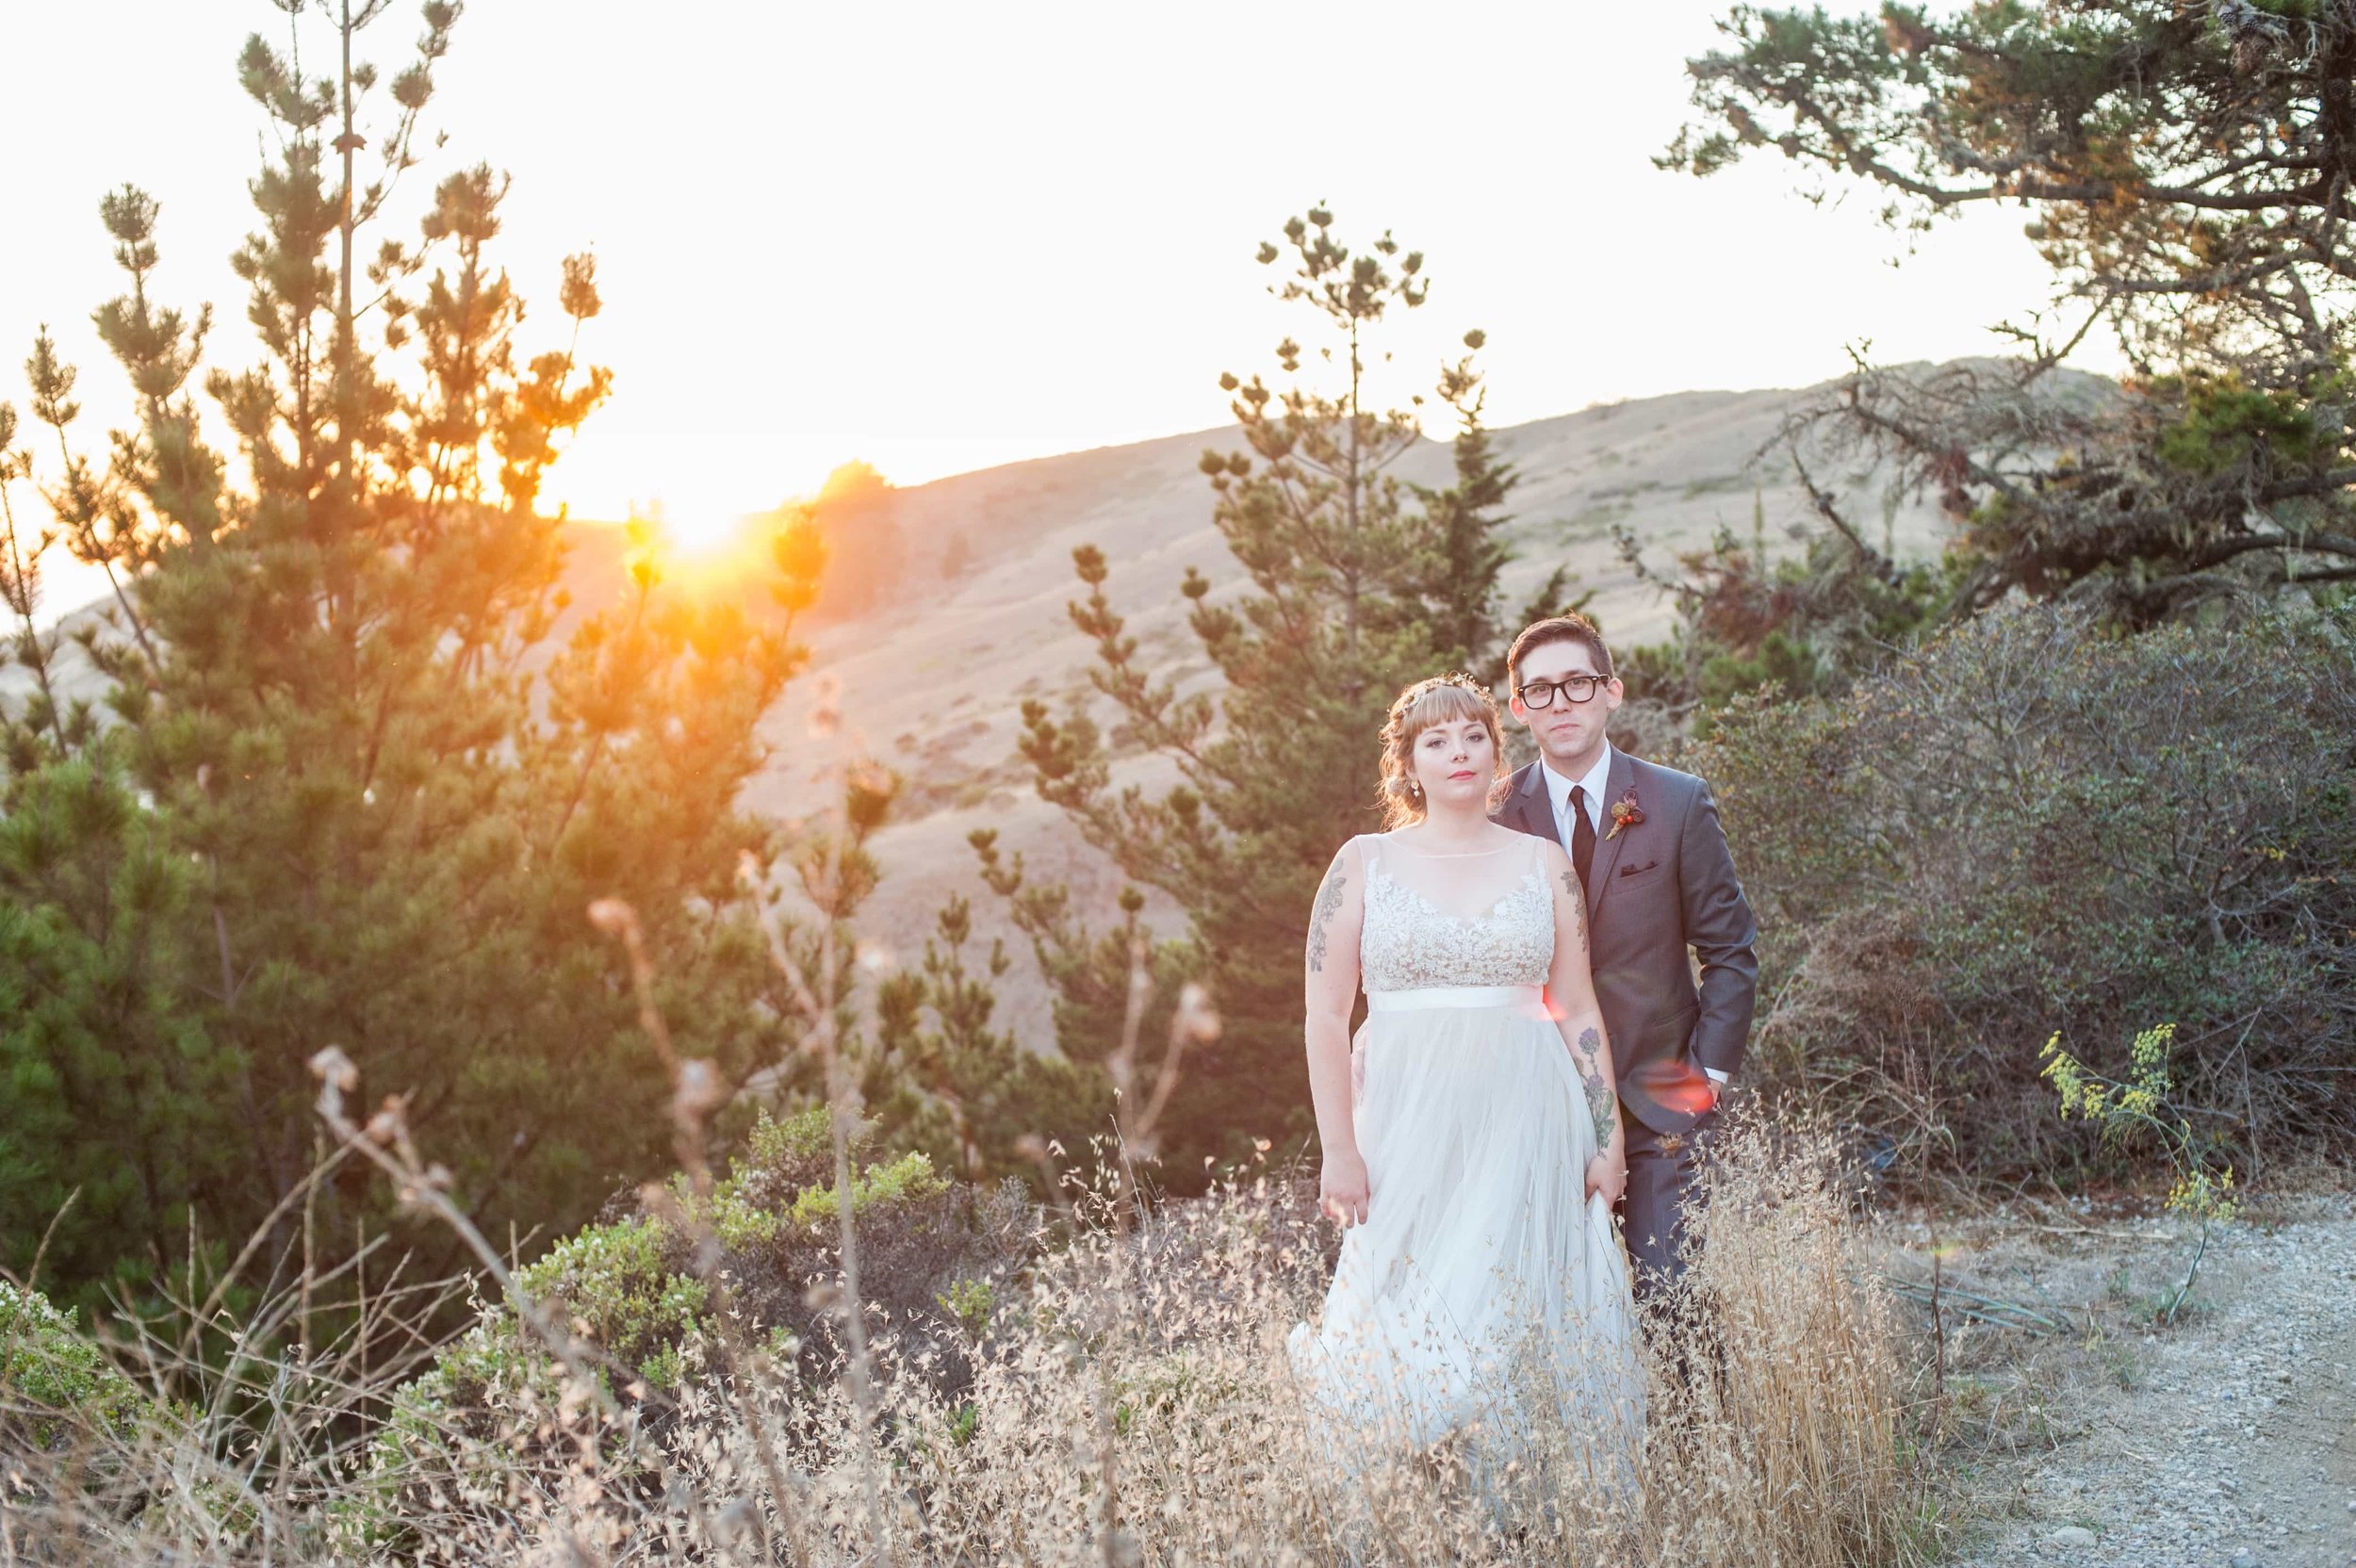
top-left (733, 372), bottom-right (1980, 1039)
top-left (2, 365), bottom-right (2047, 1044)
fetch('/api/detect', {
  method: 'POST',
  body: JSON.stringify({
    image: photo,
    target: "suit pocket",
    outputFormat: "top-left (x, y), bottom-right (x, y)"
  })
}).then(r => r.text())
top-left (1643, 998), bottom-right (1700, 1036)
top-left (1626, 1001), bottom-right (1699, 1066)
top-left (1616, 857), bottom-right (1664, 881)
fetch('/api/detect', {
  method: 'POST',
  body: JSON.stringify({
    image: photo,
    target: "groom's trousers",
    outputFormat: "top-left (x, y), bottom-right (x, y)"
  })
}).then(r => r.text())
top-left (1617, 1111), bottom-right (1718, 1307)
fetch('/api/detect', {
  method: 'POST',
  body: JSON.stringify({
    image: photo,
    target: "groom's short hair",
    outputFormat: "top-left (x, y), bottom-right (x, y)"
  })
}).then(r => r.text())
top-left (1508, 612), bottom-right (1614, 687)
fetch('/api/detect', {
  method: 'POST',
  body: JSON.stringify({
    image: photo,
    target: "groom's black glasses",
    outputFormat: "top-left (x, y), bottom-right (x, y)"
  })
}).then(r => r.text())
top-left (1514, 674), bottom-right (1609, 709)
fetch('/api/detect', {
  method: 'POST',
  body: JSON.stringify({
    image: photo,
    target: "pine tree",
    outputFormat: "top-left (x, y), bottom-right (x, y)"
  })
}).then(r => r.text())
top-left (866, 890), bottom-right (1096, 1180)
top-left (1410, 333), bottom-right (1537, 681)
top-left (1001, 207), bottom-right (1520, 1179)
top-left (0, 5), bottom-right (826, 1303)
top-left (0, 401), bottom-right (85, 769)
top-left (1664, 2), bottom-right (2356, 618)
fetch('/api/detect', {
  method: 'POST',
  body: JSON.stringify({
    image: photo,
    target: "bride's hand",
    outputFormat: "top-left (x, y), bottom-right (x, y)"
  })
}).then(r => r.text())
top-left (1585, 1141), bottom-right (1628, 1207)
top-left (1319, 1149), bottom-right (1370, 1228)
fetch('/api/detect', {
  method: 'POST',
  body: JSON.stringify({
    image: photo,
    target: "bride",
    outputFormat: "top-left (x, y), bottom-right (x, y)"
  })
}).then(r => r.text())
top-left (1287, 672), bottom-right (1643, 1491)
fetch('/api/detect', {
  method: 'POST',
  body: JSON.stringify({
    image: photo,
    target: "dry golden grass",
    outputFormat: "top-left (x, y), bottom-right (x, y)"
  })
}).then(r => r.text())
top-left (1, 1111), bottom-right (1934, 1566)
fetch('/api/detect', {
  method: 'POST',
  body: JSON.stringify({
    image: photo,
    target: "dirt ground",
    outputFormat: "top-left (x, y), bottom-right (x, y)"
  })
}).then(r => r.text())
top-left (1873, 1182), bottom-right (2356, 1567)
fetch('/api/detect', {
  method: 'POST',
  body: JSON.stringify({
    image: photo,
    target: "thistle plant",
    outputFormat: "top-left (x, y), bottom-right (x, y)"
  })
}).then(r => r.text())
top-left (2040, 1023), bottom-right (2239, 1324)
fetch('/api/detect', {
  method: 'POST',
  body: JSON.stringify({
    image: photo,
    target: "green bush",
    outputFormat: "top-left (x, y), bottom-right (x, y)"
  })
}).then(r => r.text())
top-left (1693, 602), bottom-right (2354, 1184)
top-left (1612, 516), bottom-right (1953, 748)
top-left (515, 1217), bottom-right (708, 1390)
top-left (0, 1279), bottom-right (149, 1448)
top-left (375, 1106), bottom-right (1039, 1523)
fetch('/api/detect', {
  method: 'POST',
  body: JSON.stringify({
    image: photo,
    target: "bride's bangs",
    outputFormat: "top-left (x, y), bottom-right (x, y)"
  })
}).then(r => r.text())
top-left (1401, 682), bottom-right (1494, 742)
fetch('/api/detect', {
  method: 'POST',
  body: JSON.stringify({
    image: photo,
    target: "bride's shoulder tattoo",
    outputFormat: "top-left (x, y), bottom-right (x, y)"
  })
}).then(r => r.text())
top-left (1307, 857), bottom-right (1349, 974)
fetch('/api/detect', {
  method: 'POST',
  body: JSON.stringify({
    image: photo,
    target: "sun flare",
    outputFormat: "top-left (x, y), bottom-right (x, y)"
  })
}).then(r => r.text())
top-left (630, 498), bottom-right (753, 559)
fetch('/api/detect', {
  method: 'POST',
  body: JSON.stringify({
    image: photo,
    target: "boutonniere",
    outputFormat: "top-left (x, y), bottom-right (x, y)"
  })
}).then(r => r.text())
top-left (1606, 789), bottom-right (1644, 841)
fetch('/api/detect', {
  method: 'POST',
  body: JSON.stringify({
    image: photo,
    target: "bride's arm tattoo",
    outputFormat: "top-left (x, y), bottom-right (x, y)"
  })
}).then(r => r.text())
top-left (1307, 863), bottom-right (1348, 973)
top-left (1560, 870), bottom-right (1588, 951)
top-left (1575, 1026), bottom-right (1615, 1154)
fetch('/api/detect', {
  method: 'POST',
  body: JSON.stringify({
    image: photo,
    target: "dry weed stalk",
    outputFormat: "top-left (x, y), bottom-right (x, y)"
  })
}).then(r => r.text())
top-left (1638, 1117), bottom-right (1931, 1566)
top-left (306, 1041), bottom-right (719, 1559)
top-left (1011, 939), bottom-right (1219, 1568)
top-left (740, 669), bottom-right (901, 1563)
top-left (589, 894), bottom-right (810, 1564)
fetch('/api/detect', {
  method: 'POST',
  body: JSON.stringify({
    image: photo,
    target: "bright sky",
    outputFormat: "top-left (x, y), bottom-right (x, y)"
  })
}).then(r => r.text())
top-left (6, 1), bottom-right (2111, 600)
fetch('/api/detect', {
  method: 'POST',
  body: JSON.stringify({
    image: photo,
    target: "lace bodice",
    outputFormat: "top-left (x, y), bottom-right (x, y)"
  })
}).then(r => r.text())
top-left (1358, 833), bottom-right (1554, 992)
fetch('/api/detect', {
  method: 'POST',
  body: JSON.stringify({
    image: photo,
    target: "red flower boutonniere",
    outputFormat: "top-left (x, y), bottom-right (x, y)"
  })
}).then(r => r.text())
top-left (1606, 790), bottom-right (1644, 841)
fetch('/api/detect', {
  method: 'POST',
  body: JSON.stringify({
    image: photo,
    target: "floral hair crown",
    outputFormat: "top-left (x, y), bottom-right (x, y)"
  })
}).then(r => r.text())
top-left (1397, 670), bottom-right (1495, 705)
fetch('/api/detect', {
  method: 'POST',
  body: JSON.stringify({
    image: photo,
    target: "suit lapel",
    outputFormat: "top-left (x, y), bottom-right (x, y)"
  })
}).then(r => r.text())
top-left (1585, 748), bottom-right (1637, 921)
top-left (1506, 761), bottom-right (1554, 843)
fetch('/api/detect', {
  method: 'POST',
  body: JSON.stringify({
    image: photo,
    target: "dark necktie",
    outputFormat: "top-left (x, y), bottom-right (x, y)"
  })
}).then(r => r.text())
top-left (1568, 784), bottom-right (1596, 892)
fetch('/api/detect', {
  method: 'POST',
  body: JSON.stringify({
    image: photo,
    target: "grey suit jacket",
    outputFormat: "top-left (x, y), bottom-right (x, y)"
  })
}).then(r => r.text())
top-left (1492, 750), bottom-right (1759, 1135)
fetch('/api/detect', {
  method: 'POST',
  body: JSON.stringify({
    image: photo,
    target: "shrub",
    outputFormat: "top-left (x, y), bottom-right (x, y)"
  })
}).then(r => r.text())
top-left (0, 1279), bottom-right (148, 1449)
top-left (1693, 601), bottom-right (2355, 1184)
top-left (2043, 1022), bottom-right (2242, 1321)
top-left (367, 1104), bottom-right (1039, 1545)
top-left (515, 1217), bottom-right (709, 1389)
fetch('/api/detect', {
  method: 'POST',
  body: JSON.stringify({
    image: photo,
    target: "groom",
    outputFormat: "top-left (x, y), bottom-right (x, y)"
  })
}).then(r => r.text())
top-left (1493, 613), bottom-right (1758, 1302)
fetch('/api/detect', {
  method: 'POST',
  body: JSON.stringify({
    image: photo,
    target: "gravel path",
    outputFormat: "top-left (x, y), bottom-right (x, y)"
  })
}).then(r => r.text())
top-left (1927, 1198), bottom-right (2356, 1568)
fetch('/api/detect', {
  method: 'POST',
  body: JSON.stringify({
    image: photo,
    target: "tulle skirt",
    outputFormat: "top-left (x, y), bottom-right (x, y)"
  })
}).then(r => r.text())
top-left (1286, 987), bottom-right (1644, 1498)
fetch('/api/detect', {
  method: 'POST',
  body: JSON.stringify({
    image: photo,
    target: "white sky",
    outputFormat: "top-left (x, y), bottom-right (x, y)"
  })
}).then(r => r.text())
top-left (5, 0), bottom-right (2110, 596)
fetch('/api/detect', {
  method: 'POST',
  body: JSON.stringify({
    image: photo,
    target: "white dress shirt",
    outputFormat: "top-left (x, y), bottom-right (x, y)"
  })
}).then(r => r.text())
top-left (1539, 743), bottom-right (1614, 845)
top-left (1538, 743), bottom-right (1729, 1088)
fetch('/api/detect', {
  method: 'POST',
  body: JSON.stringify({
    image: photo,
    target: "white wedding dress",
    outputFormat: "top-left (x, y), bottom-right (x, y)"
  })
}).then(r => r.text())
top-left (1287, 832), bottom-right (1643, 1494)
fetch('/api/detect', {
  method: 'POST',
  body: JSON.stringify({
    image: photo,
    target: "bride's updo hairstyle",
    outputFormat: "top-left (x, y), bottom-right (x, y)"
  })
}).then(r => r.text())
top-left (1377, 673), bottom-right (1507, 830)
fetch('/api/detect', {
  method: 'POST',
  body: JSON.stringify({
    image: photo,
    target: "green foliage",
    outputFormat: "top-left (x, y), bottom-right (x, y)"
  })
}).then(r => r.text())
top-left (384, 1108), bottom-right (1037, 1500)
top-left (1665, 3), bottom-right (2356, 617)
top-left (746, 1102), bottom-right (833, 1168)
top-left (668, 1108), bottom-right (955, 1245)
top-left (935, 1276), bottom-right (994, 1340)
top-left (513, 1218), bottom-right (707, 1388)
top-left (382, 1213), bottom-right (710, 1485)
top-left (787, 1150), bottom-right (947, 1225)
top-left (0, 2), bottom-right (829, 1315)
top-left (0, 762), bottom-right (229, 1300)
top-left (2150, 368), bottom-right (2348, 479)
top-left (1612, 509), bottom-right (1950, 745)
top-left (0, 1279), bottom-right (149, 1448)
top-left (1691, 601), bottom-right (2355, 1184)
top-left (1003, 208), bottom-right (1528, 1179)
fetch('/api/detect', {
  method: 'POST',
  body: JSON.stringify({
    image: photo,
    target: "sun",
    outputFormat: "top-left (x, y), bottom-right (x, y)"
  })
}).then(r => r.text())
top-left (630, 498), bottom-right (750, 558)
